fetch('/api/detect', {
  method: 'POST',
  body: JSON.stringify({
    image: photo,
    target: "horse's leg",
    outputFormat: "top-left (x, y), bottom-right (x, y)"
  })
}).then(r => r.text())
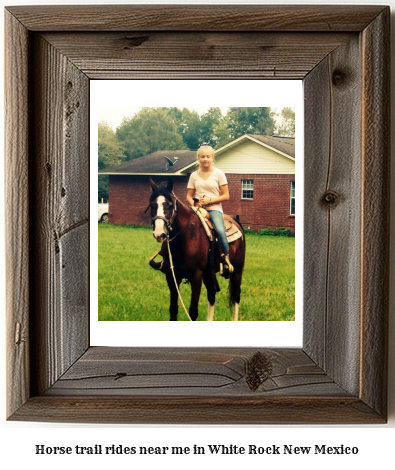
top-left (229, 270), bottom-right (242, 321)
top-left (166, 271), bottom-right (181, 321)
top-left (207, 304), bottom-right (214, 322)
top-left (188, 270), bottom-right (204, 321)
top-left (232, 302), bottom-right (239, 322)
top-left (203, 269), bottom-right (216, 321)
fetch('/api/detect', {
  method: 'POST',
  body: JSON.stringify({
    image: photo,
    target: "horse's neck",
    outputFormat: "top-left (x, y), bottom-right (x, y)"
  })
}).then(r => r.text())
top-left (173, 199), bottom-right (193, 231)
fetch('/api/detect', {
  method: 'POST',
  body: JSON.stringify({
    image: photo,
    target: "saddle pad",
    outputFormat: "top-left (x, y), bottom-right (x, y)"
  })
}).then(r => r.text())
top-left (190, 206), bottom-right (213, 241)
top-left (191, 207), bottom-right (243, 243)
top-left (224, 218), bottom-right (243, 243)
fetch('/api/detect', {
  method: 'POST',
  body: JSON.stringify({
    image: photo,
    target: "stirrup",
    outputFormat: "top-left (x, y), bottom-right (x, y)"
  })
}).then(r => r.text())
top-left (149, 250), bottom-right (164, 271)
top-left (220, 255), bottom-right (234, 278)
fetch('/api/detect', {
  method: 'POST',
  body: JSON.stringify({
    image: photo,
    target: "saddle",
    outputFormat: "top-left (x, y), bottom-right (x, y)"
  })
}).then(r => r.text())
top-left (190, 206), bottom-right (243, 244)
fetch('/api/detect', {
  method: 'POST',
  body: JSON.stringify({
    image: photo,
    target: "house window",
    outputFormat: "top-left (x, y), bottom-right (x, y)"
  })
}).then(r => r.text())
top-left (290, 181), bottom-right (295, 215)
top-left (241, 180), bottom-right (254, 200)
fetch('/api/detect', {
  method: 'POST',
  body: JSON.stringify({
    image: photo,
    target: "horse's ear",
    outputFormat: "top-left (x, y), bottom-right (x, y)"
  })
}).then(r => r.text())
top-left (167, 179), bottom-right (173, 193)
top-left (149, 178), bottom-right (158, 192)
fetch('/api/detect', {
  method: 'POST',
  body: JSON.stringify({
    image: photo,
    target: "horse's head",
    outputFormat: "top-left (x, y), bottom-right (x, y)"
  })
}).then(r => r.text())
top-left (148, 178), bottom-right (176, 242)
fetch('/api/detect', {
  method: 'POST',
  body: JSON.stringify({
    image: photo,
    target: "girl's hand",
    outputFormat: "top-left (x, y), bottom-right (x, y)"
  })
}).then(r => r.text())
top-left (199, 196), bottom-right (211, 206)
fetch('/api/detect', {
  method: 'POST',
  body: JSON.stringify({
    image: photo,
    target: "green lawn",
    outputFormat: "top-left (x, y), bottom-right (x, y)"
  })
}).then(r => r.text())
top-left (98, 225), bottom-right (295, 321)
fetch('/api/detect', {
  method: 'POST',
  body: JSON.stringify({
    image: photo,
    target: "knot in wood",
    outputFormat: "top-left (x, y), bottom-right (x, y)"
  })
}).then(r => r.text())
top-left (123, 35), bottom-right (149, 49)
top-left (321, 190), bottom-right (340, 207)
top-left (246, 351), bottom-right (273, 391)
top-left (332, 68), bottom-right (349, 87)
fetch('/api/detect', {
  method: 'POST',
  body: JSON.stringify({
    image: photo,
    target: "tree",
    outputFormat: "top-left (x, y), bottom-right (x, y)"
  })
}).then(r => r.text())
top-left (275, 107), bottom-right (295, 137)
top-left (98, 121), bottom-right (125, 202)
top-left (98, 121), bottom-right (125, 170)
top-left (162, 107), bottom-right (224, 149)
top-left (214, 107), bottom-right (275, 147)
top-left (200, 107), bottom-right (224, 147)
top-left (177, 108), bottom-right (202, 150)
top-left (116, 108), bottom-right (185, 160)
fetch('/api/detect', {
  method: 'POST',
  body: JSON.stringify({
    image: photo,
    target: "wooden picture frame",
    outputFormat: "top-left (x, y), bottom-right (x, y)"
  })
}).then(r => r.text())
top-left (5, 5), bottom-right (390, 424)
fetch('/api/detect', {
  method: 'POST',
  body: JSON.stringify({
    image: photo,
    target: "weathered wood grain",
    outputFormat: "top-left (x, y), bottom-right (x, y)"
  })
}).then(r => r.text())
top-left (304, 35), bottom-right (362, 395)
top-left (5, 10), bottom-right (30, 419)
top-left (29, 34), bottom-right (90, 396)
top-left (360, 10), bottom-right (390, 418)
top-left (45, 348), bottom-right (344, 397)
top-left (5, 5), bottom-right (390, 424)
top-left (10, 395), bottom-right (384, 425)
top-left (42, 32), bottom-right (350, 80)
top-left (5, 5), bottom-right (386, 32)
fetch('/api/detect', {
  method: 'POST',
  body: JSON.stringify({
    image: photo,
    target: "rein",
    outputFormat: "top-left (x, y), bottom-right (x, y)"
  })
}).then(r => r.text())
top-left (166, 234), bottom-right (192, 322)
top-left (167, 209), bottom-right (197, 242)
top-left (148, 190), bottom-right (199, 321)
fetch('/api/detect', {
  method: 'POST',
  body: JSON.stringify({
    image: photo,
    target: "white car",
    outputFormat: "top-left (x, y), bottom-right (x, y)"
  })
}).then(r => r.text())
top-left (98, 203), bottom-right (109, 223)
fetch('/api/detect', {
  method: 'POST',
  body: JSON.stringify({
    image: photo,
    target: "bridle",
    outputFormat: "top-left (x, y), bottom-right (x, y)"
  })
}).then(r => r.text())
top-left (146, 187), bottom-right (199, 244)
top-left (145, 191), bottom-right (178, 235)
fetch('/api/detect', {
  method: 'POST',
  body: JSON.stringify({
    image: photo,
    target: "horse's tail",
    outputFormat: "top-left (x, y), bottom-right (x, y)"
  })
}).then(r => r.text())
top-left (228, 269), bottom-right (243, 307)
top-left (228, 277), bottom-right (236, 307)
top-left (228, 218), bottom-right (245, 307)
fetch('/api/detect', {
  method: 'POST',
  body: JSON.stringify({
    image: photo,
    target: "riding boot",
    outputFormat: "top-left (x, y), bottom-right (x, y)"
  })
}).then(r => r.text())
top-left (149, 250), bottom-right (164, 271)
top-left (220, 253), bottom-right (234, 279)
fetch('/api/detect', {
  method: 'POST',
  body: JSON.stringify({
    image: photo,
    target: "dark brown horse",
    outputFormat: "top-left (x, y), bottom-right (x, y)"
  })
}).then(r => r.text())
top-left (148, 178), bottom-right (245, 321)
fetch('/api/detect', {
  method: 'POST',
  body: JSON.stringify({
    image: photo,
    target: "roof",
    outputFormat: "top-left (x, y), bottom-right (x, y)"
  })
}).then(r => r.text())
top-left (247, 135), bottom-right (295, 158)
top-left (100, 150), bottom-right (197, 175)
top-left (100, 134), bottom-right (295, 176)
top-left (213, 134), bottom-right (295, 159)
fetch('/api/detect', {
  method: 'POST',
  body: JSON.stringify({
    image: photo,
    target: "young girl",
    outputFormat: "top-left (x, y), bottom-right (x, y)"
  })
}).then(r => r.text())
top-left (187, 145), bottom-right (233, 276)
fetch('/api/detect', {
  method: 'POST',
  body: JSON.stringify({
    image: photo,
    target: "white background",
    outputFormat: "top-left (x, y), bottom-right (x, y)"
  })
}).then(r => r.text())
top-left (1, 0), bottom-right (394, 469)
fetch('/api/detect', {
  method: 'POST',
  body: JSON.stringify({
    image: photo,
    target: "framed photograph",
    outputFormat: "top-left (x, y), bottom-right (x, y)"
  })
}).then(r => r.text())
top-left (5, 5), bottom-right (389, 423)
top-left (92, 81), bottom-right (303, 346)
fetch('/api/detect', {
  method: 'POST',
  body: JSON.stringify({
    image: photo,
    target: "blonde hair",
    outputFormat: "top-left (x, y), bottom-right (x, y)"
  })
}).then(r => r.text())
top-left (197, 146), bottom-right (215, 169)
top-left (197, 145), bottom-right (214, 157)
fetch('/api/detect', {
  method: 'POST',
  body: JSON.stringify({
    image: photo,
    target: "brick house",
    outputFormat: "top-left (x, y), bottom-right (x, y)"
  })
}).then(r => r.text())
top-left (100, 134), bottom-right (295, 232)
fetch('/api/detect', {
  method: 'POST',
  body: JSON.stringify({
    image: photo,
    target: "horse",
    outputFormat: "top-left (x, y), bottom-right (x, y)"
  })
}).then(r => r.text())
top-left (148, 178), bottom-right (245, 321)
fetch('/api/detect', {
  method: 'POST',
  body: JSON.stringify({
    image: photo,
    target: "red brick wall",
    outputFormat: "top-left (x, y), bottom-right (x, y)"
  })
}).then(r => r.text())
top-left (222, 174), bottom-right (295, 232)
top-left (108, 174), bottom-right (295, 232)
top-left (108, 175), bottom-right (189, 226)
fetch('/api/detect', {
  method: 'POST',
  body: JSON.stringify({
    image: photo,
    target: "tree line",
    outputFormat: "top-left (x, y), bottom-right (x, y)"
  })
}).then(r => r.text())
top-left (98, 107), bottom-right (295, 201)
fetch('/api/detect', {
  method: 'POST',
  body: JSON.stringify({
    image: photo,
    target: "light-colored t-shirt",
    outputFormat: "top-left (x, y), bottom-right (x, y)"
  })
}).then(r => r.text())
top-left (187, 167), bottom-right (228, 213)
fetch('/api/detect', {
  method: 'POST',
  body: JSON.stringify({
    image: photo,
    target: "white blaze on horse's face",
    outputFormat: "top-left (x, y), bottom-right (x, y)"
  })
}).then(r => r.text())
top-left (153, 196), bottom-right (167, 242)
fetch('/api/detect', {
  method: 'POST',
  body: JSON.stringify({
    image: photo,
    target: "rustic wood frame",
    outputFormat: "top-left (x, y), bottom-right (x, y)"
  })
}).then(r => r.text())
top-left (5, 5), bottom-right (390, 424)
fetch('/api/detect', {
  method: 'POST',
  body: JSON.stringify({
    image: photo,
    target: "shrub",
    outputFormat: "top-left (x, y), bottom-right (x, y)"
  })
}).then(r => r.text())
top-left (259, 227), bottom-right (294, 237)
top-left (244, 227), bottom-right (294, 237)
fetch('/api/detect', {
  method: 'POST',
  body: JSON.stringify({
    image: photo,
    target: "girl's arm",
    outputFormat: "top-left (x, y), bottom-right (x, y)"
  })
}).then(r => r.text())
top-left (199, 184), bottom-right (230, 206)
top-left (187, 188), bottom-right (196, 206)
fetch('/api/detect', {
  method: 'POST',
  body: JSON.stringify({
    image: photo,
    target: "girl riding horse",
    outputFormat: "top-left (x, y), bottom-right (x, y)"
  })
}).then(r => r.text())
top-left (186, 145), bottom-right (233, 278)
top-left (148, 146), bottom-right (245, 321)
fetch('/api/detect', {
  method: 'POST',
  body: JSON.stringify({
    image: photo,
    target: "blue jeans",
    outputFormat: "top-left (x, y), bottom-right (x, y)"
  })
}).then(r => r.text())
top-left (208, 210), bottom-right (228, 254)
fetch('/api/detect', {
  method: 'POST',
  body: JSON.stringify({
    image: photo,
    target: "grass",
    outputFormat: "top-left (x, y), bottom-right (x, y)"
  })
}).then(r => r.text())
top-left (98, 225), bottom-right (295, 321)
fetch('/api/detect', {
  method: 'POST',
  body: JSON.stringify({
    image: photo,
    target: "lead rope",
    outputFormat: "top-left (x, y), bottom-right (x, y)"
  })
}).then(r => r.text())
top-left (166, 236), bottom-right (193, 322)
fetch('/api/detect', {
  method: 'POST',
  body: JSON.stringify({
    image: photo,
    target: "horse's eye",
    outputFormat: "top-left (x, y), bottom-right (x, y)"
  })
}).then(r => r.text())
top-left (168, 204), bottom-right (173, 210)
